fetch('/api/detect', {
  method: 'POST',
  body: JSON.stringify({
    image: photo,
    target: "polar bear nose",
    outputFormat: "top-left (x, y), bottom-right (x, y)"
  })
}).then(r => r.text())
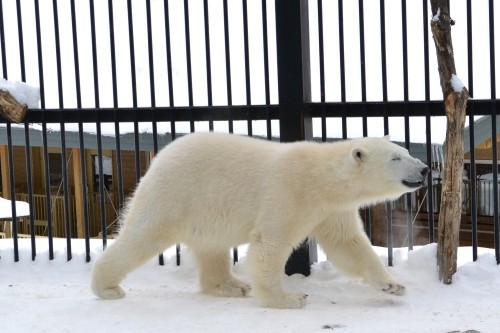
top-left (421, 166), bottom-right (429, 177)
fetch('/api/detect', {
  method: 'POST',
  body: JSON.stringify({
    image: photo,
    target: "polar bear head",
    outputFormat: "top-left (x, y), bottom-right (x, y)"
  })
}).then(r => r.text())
top-left (347, 136), bottom-right (429, 204)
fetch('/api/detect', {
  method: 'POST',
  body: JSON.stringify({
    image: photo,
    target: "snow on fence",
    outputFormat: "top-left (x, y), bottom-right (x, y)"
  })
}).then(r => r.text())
top-left (0, 0), bottom-right (499, 267)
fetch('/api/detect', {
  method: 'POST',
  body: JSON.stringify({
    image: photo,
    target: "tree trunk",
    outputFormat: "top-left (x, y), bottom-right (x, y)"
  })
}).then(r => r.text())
top-left (430, 0), bottom-right (469, 284)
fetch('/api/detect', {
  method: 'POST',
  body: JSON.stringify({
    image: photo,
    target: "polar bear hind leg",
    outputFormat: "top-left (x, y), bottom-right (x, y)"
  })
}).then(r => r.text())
top-left (91, 225), bottom-right (176, 300)
top-left (313, 212), bottom-right (405, 296)
top-left (194, 249), bottom-right (251, 297)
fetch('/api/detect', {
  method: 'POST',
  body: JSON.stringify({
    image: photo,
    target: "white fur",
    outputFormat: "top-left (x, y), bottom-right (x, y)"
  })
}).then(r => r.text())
top-left (91, 132), bottom-right (428, 308)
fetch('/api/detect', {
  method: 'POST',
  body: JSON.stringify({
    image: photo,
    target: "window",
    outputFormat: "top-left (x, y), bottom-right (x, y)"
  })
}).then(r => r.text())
top-left (93, 155), bottom-right (113, 192)
top-left (49, 153), bottom-right (63, 190)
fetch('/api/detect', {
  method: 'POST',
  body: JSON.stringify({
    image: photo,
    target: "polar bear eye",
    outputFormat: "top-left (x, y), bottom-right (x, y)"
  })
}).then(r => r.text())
top-left (392, 155), bottom-right (401, 161)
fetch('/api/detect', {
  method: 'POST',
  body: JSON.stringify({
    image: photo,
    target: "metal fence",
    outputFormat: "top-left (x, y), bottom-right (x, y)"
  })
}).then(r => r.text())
top-left (1, 0), bottom-right (499, 268)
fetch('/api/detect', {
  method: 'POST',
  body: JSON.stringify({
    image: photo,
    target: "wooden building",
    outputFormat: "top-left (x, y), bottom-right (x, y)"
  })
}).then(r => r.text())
top-left (0, 125), bottom-right (172, 238)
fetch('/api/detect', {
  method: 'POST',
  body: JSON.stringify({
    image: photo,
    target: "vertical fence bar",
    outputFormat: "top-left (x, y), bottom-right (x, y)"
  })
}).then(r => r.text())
top-left (466, 0), bottom-right (478, 261)
top-left (242, 0), bottom-right (253, 136)
top-left (70, 0), bottom-right (82, 109)
top-left (71, 0), bottom-right (89, 260)
top-left (262, 0), bottom-right (272, 140)
top-left (337, 0), bottom-right (347, 139)
top-left (318, 0), bottom-right (326, 142)
top-left (7, 124), bottom-right (19, 261)
top-left (60, 124), bottom-right (72, 258)
top-left (23, 124), bottom-right (36, 259)
top-left (34, 0), bottom-right (53, 259)
top-left (183, 0), bottom-right (195, 133)
top-left (489, 0), bottom-right (499, 264)
top-left (127, 0), bottom-right (137, 109)
top-left (16, 0), bottom-right (26, 81)
top-left (203, 0), bottom-right (214, 130)
top-left (468, 106), bottom-right (478, 260)
top-left (276, 0), bottom-right (315, 275)
top-left (78, 122), bottom-right (91, 262)
top-left (34, 0), bottom-right (45, 108)
top-left (223, 0), bottom-right (233, 133)
top-left (125, 0), bottom-right (141, 183)
top-left (359, 0), bottom-right (367, 132)
top-left (491, 106), bottom-right (499, 264)
top-left (89, 0), bottom-right (107, 248)
top-left (145, 0), bottom-right (165, 266)
top-left (466, 0), bottom-right (473, 99)
top-left (16, 0), bottom-right (36, 259)
top-left (379, 0), bottom-right (393, 265)
top-left (107, 0), bottom-right (125, 212)
top-left (96, 127), bottom-right (107, 245)
top-left (422, 0), bottom-right (435, 243)
top-left (69, 0), bottom-right (90, 259)
top-left (41, 123), bottom-right (54, 259)
top-left (164, 0), bottom-right (177, 137)
top-left (401, 0), bottom-right (413, 250)
top-left (0, 0), bottom-right (6, 77)
top-left (146, 0), bottom-right (155, 110)
top-left (52, 0), bottom-right (63, 109)
top-left (380, 0), bottom-right (388, 103)
top-left (359, 0), bottom-right (372, 239)
top-left (53, 0), bottom-right (72, 260)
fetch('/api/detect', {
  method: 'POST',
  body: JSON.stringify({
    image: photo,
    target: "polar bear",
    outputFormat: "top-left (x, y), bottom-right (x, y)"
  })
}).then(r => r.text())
top-left (91, 132), bottom-right (428, 308)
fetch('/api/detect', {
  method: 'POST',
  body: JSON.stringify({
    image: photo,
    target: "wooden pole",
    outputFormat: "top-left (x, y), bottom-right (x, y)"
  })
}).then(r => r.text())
top-left (429, 0), bottom-right (469, 284)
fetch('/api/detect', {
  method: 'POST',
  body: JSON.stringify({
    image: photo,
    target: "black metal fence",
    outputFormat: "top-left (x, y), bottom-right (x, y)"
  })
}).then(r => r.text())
top-left (1, 0), bottom-right (499, 268)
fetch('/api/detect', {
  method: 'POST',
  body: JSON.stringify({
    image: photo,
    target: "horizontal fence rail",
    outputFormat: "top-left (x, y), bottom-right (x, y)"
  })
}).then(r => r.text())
top-left (0, 0), bottom-right (499, 267)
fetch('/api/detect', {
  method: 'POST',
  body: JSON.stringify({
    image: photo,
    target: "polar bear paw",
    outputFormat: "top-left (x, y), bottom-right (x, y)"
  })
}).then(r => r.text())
top-left (381, 282), bottom-right (405, 296)
top-left (204, 278), bottom-right (251, 298)
top-left (263, 292), bottom-right (308, 309)
top-left (93, 286), bottom-right (126, 300)
top-left (217, 279), bottom-right (252, 297)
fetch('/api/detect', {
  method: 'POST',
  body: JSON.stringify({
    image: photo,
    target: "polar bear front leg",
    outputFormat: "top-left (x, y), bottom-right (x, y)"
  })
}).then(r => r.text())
top-left (246, 231), bottom-right (308, 309)
top-left (313, 212), bottom-right (405, 296)
top-left (194, 249), bottom-right (251, 297)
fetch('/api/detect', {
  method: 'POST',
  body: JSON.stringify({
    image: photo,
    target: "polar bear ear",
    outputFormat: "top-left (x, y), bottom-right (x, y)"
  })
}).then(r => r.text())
top-left (351, 147), bottom-right (367, 162)
top-left (383, 135), bottom-right (390, 141)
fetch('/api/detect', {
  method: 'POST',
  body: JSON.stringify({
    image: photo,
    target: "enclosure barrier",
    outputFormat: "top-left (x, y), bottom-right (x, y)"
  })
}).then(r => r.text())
top-left (0, 0), bottom-right (499, 269)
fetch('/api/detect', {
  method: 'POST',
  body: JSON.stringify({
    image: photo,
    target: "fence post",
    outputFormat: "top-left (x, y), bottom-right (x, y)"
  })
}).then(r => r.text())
top-left (275, 0), bottom-right (317, 276)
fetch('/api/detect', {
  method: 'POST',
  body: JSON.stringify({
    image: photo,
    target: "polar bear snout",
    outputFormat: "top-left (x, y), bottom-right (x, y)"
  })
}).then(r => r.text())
top-left (402, 165), bottom-right (429, 189)
top-left (421, 166), bottom-right (430, 178)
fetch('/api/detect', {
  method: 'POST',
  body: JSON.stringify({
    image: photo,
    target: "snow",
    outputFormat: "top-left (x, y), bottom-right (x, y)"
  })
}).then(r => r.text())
top-left (1, 239), bottom-right (499, 333)
top-left (451, 74), bottom-right (466, 93)
top-left (432, 7), bottom-right (441, 22)
top-left (0, 78), bottom-right (40, 109)
top-left (0, 197), bottom-right (30, 219)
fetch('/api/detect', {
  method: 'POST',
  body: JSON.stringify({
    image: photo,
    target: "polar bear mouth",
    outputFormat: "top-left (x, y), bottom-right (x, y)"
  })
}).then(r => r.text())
top-left (402, 180), bottom-right (425, 188)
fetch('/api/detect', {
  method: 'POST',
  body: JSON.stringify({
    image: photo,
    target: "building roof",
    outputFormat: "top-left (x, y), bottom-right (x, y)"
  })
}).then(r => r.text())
top-left (0, 123), bottom-right (436, 162)
top-left (464, 115), bottom-right (499, 154)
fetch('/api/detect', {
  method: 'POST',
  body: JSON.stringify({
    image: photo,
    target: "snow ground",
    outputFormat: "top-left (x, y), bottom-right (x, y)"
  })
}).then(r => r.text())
top-left (1, 239), bottom-right (499, 333)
